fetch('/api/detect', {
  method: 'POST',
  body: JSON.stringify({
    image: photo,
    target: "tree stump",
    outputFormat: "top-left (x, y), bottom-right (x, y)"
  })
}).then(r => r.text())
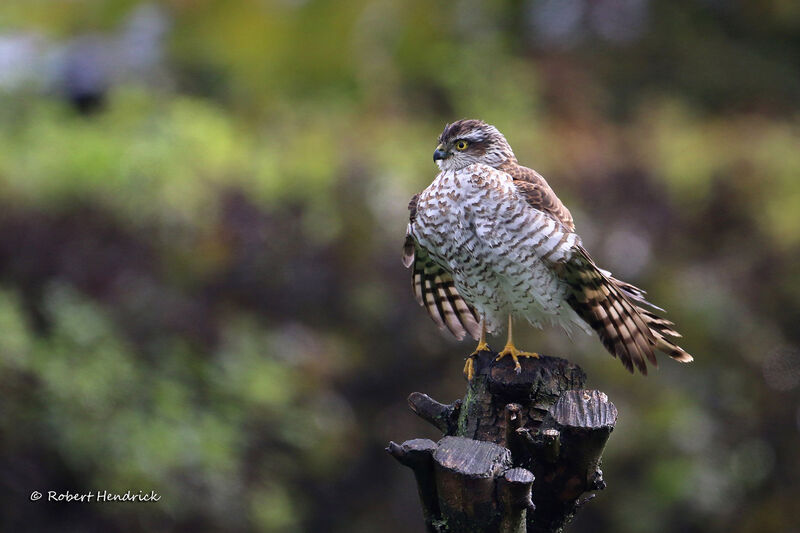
top-left (388, 351), bottom-right (617, 533)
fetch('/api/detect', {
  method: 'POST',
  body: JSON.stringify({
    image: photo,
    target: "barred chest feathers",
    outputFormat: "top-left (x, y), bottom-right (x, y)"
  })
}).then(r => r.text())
top-left (410, 163), bottom-right (591, 335)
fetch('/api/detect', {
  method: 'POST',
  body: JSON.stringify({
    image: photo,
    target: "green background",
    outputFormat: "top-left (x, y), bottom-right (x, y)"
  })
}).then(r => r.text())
top-left (0, 1), bottom-right (798, 532)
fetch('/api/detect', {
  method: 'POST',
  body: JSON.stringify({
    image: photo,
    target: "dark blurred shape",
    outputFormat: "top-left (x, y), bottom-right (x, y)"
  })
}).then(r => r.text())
top-left (57, 36), bottom-right (110, 114)
top-left (0, 3), bottom-right (171, 113)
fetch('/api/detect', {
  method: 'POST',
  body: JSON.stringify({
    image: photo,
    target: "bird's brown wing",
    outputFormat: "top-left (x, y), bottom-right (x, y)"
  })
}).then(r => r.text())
top-left (504, 165), bottom-right (691, 373)
top-left (403, 195), bottom-right (481, 341)
top-left (549, 244), bottom-right (693, 374)
top-left (504, 163), bottom-right (575, 231)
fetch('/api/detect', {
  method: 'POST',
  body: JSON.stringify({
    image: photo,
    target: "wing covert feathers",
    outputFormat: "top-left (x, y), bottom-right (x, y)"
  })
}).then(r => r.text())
top-left (556, 247), bottom-right (693, 374)
top-left (504, 163), bottom-right (575, 231)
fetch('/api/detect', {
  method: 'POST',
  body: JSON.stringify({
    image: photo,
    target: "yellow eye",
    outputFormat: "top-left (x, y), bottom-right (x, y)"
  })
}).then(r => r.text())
top-left (455, 140), bottom-right (469, 151)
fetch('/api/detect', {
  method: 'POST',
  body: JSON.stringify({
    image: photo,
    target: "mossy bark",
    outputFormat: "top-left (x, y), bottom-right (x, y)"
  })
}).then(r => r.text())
top-left (388, 351), bottom-right (616, 533)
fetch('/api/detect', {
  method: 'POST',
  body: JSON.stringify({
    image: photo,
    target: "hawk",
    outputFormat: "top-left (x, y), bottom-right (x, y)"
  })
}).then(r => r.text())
top-left (403, 119), bottom-right (693, 379)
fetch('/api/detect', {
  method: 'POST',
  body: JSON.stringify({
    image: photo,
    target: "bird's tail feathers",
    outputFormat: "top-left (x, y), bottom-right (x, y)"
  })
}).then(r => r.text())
top-left (641, 307), bottom-right (694, 363)
top-left (598, 267), bottom-right (666, 313)
top-left (560, 250), bottom-right (693, 374)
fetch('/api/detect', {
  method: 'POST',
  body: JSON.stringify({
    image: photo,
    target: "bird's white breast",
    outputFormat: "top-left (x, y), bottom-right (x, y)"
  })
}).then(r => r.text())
top-left (412, 164), bottom-right (587, 334)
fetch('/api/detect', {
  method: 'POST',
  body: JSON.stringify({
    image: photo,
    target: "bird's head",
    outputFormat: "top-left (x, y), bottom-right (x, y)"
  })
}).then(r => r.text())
top-left (433, 119), bottom-right (516, 171)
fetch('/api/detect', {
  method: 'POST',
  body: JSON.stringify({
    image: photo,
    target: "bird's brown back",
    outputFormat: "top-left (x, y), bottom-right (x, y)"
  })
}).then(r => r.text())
top-left (498, 161), bottom-right (575, 232)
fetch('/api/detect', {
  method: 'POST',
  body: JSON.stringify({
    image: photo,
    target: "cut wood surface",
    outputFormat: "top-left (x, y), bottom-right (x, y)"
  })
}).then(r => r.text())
top-left (388, 351), bottom-right (617, 533)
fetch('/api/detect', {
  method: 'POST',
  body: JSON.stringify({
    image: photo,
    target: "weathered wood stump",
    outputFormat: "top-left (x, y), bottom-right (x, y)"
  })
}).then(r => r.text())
top-left (388, 351), bottom-right (617, 533)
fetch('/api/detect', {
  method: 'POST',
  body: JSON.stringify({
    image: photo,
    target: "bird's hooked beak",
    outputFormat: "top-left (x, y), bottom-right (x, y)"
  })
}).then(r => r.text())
top-left (433, 144), bottom-right (450, 162)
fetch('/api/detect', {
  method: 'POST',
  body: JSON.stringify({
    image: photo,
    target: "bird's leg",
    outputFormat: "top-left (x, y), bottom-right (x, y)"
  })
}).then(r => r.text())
top-left (463, 319), bottom-right (490, 380)
top-left (495, 315), bottom-right (539, 373)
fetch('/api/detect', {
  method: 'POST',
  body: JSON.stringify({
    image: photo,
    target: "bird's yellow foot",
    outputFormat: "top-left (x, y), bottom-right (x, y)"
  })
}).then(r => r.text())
top-left (495, 344), bottom-right (539, 374)
top-left (463, 340), bottom-right (492, 380)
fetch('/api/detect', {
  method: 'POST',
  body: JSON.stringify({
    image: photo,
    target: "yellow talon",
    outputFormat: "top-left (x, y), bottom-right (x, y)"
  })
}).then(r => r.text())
top-left (463, 320), bottom-right (490, 381)
top-left (463, 357), bottom-right (475, 381)
top-left (495, 344), bottom-right (539, 373)
top-left (472, 338), bottom-right (490, 354)
top-left (494, 315), bottom-right (539, 373)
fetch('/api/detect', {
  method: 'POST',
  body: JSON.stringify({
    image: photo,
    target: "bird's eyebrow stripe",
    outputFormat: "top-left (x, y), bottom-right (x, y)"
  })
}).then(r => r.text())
top-left (441, 132), bottom-right (487, 145)
top-left (439, 120), bottom-right (489, 143)
top-left (459, 132), bottom-right (486, 142)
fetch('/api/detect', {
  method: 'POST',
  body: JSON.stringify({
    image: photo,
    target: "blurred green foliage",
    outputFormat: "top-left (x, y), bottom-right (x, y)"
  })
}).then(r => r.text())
top-left (0, 1), bottom-right (798, 532)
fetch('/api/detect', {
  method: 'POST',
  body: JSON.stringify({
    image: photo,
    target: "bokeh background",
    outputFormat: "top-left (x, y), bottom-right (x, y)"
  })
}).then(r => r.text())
top-left (0, 1), bottom-right (798, 532)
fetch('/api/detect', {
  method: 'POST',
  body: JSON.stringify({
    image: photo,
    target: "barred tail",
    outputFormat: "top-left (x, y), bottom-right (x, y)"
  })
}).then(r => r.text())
top-left (559, 248), bottom-right (693, 374)
top-left (640, 307), bottom-right (694, 363)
